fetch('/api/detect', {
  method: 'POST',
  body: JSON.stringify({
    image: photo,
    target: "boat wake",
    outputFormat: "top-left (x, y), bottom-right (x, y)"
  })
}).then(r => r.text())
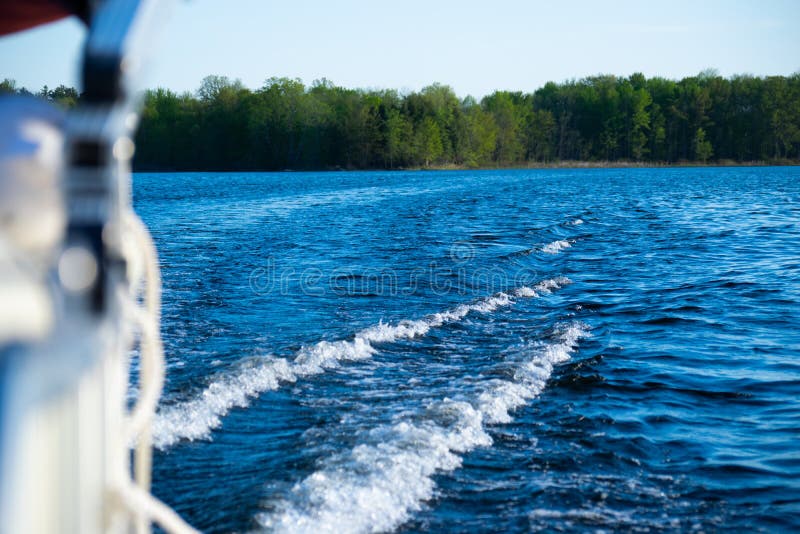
top-left (541, 239), bottom-right (572, 254)
top-left (152, 277), bottom-right (572, 449)
top-left (256, 321), bottom-right (590, 533)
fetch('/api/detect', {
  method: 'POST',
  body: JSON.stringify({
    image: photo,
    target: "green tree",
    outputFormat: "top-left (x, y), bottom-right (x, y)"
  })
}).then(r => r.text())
top-left (483, 91), bottom-right (525, 164)
top-left (0, 78), bottom-right (17, 94)
top-left (694, 127), bottom-right (713, 162)
top-left (50, 84), bottom-right (79, 108)
top-left (385, 107), bottom-right (412, 168)
top-left (630, 88), bottom-right (652, 160)
top-left (457, 101), bottom-right (497, 167)
top-left (414, 117), bottom-right (444, 167)
top-left (527, 110), bottom-right (555, 162)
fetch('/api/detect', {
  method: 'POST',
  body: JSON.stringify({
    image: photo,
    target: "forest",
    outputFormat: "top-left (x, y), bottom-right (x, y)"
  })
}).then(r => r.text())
top-left (3, 71), bottom-right (800, 170)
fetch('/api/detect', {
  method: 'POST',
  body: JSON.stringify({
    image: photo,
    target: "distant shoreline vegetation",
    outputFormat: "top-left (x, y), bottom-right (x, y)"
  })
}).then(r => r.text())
top-left (3, 71), bottom-right (799, 170)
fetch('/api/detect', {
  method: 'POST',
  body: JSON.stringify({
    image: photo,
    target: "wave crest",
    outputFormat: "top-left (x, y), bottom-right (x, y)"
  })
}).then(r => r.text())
top-left (256, 322), bottom-right (590, 533)
top-left (151, 278), bottom-right (572, 449)
top-left (542, 240), bottom-right (572, 254)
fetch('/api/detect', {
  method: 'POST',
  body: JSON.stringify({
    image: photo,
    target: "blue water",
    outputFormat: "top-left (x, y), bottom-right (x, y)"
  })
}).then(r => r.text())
top-left (134, 167), bottom-right (800, 533)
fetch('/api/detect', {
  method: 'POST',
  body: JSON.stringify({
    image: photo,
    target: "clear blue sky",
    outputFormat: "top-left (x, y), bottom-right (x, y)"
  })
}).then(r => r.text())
top-left (1, 0), bottom-right (798, 97)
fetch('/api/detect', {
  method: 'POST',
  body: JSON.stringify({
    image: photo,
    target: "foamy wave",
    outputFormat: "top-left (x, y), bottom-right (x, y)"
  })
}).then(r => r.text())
top-left (542, 239), bottom-right (572, 254)
top-left (534, 276), bottom-right (571, 294)
top-left (152, 358), bottom-right (295, 448)
top-left (257, 401), bottom-right (490, 534)
top-left (569, 218), bottom-right (584, 226)
top-left (478, 322), bottom-right (587, 424)
top-left (256, 322), bottom-right (589, 533)
top-left (152, 278), bottom-right (571, 449)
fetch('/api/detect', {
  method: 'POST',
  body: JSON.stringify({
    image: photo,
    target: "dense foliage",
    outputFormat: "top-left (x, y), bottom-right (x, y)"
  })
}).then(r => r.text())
top-left (1, 79), bottom-right (80, 108)
top-left (3, 72), bottom-right (800, 169)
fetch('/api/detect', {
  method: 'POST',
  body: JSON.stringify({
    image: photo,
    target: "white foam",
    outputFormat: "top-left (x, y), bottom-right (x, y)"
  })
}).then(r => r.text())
top-left (153, 357), bottom-right (296, 448)
top-left (478, 322), bottom-right (587, 425)
top-left (513, 286), bottom-right (538, 297)
top-left (256, 321), bottom-right (589, 533)
top-left (151, 278), bottom-right (571, 449)
top-left (569, 218), bottom-right (584, 226)
top-left (534, 276), bottom-right (571, 294)
top-left (541, 239), bottom-right (572, 254)
top-left (257, 401), bottom-right (491, 534)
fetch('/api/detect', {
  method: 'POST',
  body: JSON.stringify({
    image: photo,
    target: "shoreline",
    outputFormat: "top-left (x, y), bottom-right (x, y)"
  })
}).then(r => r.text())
top-left (417, 159), bottom-right (800, 171)
top-left (133, 160), bottom-right (800, 173)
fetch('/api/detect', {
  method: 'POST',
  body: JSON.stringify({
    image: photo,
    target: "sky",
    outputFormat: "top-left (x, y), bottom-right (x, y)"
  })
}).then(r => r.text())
top-left (1, 0), bottom-right (799, 98)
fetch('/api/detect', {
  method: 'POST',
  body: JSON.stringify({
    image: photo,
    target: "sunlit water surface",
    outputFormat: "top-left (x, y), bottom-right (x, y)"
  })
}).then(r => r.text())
top-left (133, 167), bottom-right (800, 532)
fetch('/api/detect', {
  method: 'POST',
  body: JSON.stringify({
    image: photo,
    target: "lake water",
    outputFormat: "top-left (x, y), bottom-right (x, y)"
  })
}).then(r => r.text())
top-left (133, 167), bottom-right (800, 532)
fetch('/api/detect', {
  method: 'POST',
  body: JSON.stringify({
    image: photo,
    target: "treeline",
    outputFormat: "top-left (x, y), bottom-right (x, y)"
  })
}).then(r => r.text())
top-left (3, 72), bottom-right (800, 169)
top-left (1, 79), bottom-right (80, 108)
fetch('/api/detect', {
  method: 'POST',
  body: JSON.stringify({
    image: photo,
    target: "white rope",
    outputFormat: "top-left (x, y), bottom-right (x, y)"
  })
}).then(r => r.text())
top-left (118, 209), bottom-right (197, 534)
top-left (113, 484), bottom-right (200, 534)
top-left (124, 211), bottom-right (165, 447)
